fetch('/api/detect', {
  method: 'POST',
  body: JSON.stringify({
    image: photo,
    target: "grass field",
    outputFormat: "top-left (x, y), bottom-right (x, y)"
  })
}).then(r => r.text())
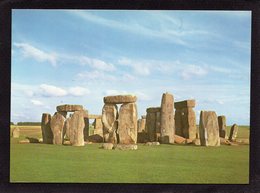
top-left (10, 125), bottom-right (249, 183)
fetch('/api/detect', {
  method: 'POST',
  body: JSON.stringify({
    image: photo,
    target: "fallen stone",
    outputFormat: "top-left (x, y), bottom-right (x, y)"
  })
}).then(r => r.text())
top-left (101, 143), bottom-right (114, 150)
top-left (38, 138), bottom-right (43, 143)
top-left (102, 104), bottom-right (118, 143)
top-left (235, 138), bottom-right (249, 145)
top-left (26, 137), bottom-right (40, 143)
top-left (220, 137), bottom-right (232, 145)
top-left (199, 111), bottom-right (220, 146)
top-left (56, 104), bottom-right (84, 112)
top-left (86, 134), bottom-right (103, 143)
top-left (19, 139), bottom-right (30, 144)
top-left (185, 138), bottom-right (194, 144)
top-left (63, 140), bottom-right (71, 145)
top-left (160, 92), bottom-right (175, 144)
top-left (152, 142), bottom-right (160, 145)
top-left (144, 142), bottom-right (160, 146)
top-left (174, 100), bottom-right (196, 109)
top-left (51, 112), bottom-right (66, 145)
top-left (192, 138), bottom-right (201, 146)
top-left (41, 113), bottom-right (53, 144)
top-left (114, 144), bottom-right (138, 150)
top-left (85, 141), bottom-right (92, 145)
top-left (174, 135), bottom-right (186, 144)
top-left (103, 95), bottom-right (137, 104)
top-left (229, 124), bottom-right (239, 142)
top-left (12, 127), bottom-right (20, 138)
top-left (118, 103), bottom-right (138, 144)
top-left (69, 111), bottom-right (85, 146)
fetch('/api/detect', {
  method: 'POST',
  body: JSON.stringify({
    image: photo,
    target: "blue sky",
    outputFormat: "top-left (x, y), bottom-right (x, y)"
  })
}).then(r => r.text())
top-left (11, 10), bottom-right (251, 125)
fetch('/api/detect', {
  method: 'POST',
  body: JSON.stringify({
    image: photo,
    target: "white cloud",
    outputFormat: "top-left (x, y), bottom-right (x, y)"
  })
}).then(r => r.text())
top-left (77, 70), bottom-right (117, 81)
top-left (40, 84), bottom-right (68, 97)
top-left (105, 89), bottom-right (129, 96)
top-left (31, 99), bottom-right (44, 106)
top-left (181, 65), bottom-right (208, 80)
top-left (79, 56), bottom-right (116, 71)
top-left (68, 86), bottom-right (90, 96)
top-left (134, 91), bottom-right (152, 101)
top-left (118, 58), bottom-right (150, 76)
top-left (14, 42), bottom-right (57, 66)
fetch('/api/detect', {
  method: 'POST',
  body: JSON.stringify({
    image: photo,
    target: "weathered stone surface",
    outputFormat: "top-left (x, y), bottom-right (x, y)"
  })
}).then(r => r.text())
top-left (88, 114), bottom-right (102, 119)
top-left (235, 138), bottom-right (249, 145)
top-left (51, 112), bottom-right (66, 145)
top-left (146, 107), bottom-right (161, 113)
top-left (175, 109), bottom-right (183, 136)
top-left (102, 143), bottom-right (114, 150)
top-left (220, 137), bottom-right (232, 145)
top-left (137, 118), bottom-right (146, 132)
top-left (12, 127), bottom-right (20, 138)
top-left (174, 135), bottom-right (186, 144)
top-left (145, 111), bottom-right (156, 142)
top-left (83, 117), bottom-right (89, 141)
top-left (93, 118), bottom-right (103, 138)
top-left (102, 104), bottom-right (118, 143)
top-left (41, 113), bottom-right (53, 144)
top-left (144, 142), bottom-right (160, 146)
top-left (229, 124), bottom-right (238, 141)
top-left (181, 107), bottom-right (196, 140)
top-left (160, 93), bottom-right (175, 144)
top-left (58, 111), bottom-right (67, 118)
top-left (114, 144), bottom-right (138, 150)
top-left (19, 139), bottom-right (30, 144)
top-left (63, 140), bottom-right (71, 145)
top-left (56, 104), bottom-right (84, 112)
top-left (64, 117), bottom-right (71, 140)
top-left (69, 111), bottom-right (85, 146)
top-left (155, 111), bottom-right (161, 134)
top-left (118, 103), bottom-right (138, 144)
top-left (218, 116), bottom-right (227, 138)
top-left (104, 95), bottom-right (137, 104)
top-left (175, 100), bottom-right (195, 109)
top-left (137, 132), bottom-right (148, 143)
top-left (199, 111), bottom-right (220, 146)
top-left (192, 138), bottom-right (201, 146)
top-left (26, 137), bottom-right (40, 143)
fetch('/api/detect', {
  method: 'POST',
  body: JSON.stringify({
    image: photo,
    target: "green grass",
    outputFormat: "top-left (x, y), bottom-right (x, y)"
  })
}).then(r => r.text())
top-left (10, 125), bottom-right (250, 183)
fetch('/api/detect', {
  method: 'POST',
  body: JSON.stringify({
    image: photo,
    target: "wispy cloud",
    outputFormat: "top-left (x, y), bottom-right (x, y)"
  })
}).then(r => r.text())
top-left (181, 65), bottom-right (208, 80)
top-left (118, 58), bottom-right (150, 76)
top-left (14, 42), bottom-right (57, 66)
top-left (76, 70), bottom-right (117, 82)
top-left (79, 56), bottom-right (116, 72)
top-left (30, 99), bottom-right (44, 106)
top-left (68, 86), bottom-right (90, 96)
top-left (39, 84), bottom-right (68, 97)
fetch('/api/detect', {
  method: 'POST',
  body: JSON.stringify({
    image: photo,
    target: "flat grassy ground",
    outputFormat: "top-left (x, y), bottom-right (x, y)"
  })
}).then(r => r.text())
top-left (10, 125), bottom-right (249, 183)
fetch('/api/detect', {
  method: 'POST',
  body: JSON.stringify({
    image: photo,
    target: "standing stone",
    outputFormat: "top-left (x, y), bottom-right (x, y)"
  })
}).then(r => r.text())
top-left (181, 107), bottom-right (196, 140)
top-left (175, 109), bottom-right (183, 136)
top-left (199, 111), bottom-right (220, 146)
top-left (50, 112), bottom-right (65, 145)
top-left (69, 111), bottom-right (85, 146)
top-left (137, 117), bottom-right (146, 132)
top-left (160, 93), bottom-right (175, 144)
top-left (41, 113), bottom-right (53, 144)
top-left (229, 124), bottom-right (239, 141)
top-left (93, 118), bottom-right (103, 137)
top-left (145, 108), bottom-right (160, 142)
top-left (218, 116), bottom-right (227, 138)
top-left (118, 103), bottom-right (138, 144)
top-left (64, 117), bottom-right (71, 140)
top-left (84, 117), bottom-right (89, 141)
top-left (102, 104), bottom-right (118, 143)
top-left (12, 127), bottom-right (20, 138)
top-left (174, 100), bottom-right (196, 140)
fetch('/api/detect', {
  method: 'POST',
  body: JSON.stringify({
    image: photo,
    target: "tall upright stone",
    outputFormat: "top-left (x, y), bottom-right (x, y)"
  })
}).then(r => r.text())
top-left (174, 100), bottom-right (196, 140)
top-left (199, 111), bottom-right (220, 146)
top-left (50, 112), bottom-right (65, 145)
top-left (69, 111), bottom-right (85, 146)
top-left (160, 93), bottom-right (175, 144)
top-left (41, 113), bottom-right (53, 144)
top-left (102, 104), bottom-right (118, 143)
top-left (218, 115), bottom-right (227, 138)
top-left (12, 127), bottom-right (20, 138)
top-left (137, 118), bottom-right (146, 132)
top-left (93, 118), bottom-right (103, 137)
top-left (145, 107), bottom-right (160, 142)
top-left (118, 103), bottom-right (138, 144)
top-left (229, 124), bottom-right (238, 141)
top-left (64, 117), bottom-right (71, 140)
